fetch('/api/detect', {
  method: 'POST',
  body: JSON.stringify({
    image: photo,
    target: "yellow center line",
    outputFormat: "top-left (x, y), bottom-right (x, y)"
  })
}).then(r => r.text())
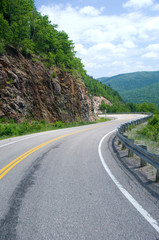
top-left (0, 123), bottom-right (110, 180)
top-left (0, 118), bottom-right (133, 180)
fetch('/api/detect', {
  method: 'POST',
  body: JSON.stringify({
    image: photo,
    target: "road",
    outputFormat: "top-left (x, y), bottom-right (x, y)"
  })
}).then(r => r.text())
top-left (0, 114), bottom-right (158, 240)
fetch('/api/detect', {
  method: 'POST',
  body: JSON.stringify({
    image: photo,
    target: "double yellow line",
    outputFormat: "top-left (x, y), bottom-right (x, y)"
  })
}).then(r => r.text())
top-left (0, 123), bottom-right (111, 180)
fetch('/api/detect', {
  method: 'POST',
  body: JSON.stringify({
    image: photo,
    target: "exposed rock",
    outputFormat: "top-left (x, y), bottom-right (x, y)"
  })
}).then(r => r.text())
top-left (0, 46), bottom-right (95, 122)
top-left (93, 96), bottom-right (112, 114)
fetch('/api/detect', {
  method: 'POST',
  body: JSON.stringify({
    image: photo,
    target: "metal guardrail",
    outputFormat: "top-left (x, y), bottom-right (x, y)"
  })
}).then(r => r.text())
top-left (116, 113), bottom-right (159, 181)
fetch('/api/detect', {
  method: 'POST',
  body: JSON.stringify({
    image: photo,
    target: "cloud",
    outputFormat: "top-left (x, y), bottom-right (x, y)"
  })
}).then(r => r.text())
top-left (79, 6), bottom-right (104, 16)
top-left (142, 52), bottom-right (159, 59)
top-left (123, 41), bottom-right (137, 48)
top-left (39, 4), bottom-right (159, 77)
top-left (123, 0), bottom-right (153, 9)
top-left (146, 43), bottom-right (159, 51)
top-left (147, 17), bottom-right (159, 31)
top-left (141, 43), bottom-right (159, 59)
top-left (74, 44), bottom-right (87, 55)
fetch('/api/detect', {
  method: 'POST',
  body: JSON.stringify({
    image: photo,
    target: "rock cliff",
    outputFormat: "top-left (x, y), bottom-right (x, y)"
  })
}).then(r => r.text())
top-left (0, 46), bottom-right (95, 122)
top-left (93, 96), bottom-right (112, 114)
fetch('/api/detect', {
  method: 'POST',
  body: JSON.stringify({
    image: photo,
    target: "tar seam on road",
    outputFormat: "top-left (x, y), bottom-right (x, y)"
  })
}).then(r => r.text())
top-left (0, 121), bottom-right (119, 180)
top-left (98, 130), bottom-right (159, 234)
top-left (0, 148), bottom-right (52, 240)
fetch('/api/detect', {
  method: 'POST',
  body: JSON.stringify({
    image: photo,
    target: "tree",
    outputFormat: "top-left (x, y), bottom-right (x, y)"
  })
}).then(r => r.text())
top-left (99, 100), bottom-right (107, 111)
top-left (0, 13), bottom-right (13, 54)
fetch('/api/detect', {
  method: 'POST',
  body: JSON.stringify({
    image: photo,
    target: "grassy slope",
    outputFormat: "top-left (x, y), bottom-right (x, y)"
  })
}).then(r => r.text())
top-left (127, 123), bottom-right (159, 155)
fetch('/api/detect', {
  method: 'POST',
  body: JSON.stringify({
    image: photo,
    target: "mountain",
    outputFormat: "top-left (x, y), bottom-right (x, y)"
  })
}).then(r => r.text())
top-left (97, 71), bottom-right (159, 106)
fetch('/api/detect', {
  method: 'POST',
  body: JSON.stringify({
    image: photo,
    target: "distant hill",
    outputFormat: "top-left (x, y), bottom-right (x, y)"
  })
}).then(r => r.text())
top-left (97, 71), bottom-right (159, 106)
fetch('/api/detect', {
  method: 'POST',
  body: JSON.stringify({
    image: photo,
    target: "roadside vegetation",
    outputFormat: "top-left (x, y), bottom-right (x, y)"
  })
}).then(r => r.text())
top-left (99, 100), bottom-right (159, 114)
top-left (127, 115), bottom-right (159, 154)
top-left (0, 117), bottom-right (110, 140)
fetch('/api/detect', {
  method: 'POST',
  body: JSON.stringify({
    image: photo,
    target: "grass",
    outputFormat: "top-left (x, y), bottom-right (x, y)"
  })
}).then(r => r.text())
top-left (127, 123), bottom-right (159, 155)
top-left (0, 117), bottom-right (111, 140)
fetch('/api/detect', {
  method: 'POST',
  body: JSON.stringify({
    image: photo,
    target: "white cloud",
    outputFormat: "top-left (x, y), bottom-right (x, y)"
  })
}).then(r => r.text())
top-left (141, 43), bottom-right (159, 59)
top-left (123, 41), bottom-right (137, 48)
top-left (146, 43), bottom-right (159, 51)
top-left (39, 4), bottom-right (159, 77)
top-left (79, 6), bottom-right (104, 16)
top-left (142, 51), bottom-right (159, 59)
top-left (89, 43), bottom-right (115, 52)
top-left (74, 44), bottom-right (87, 55)
top-left (147, 17), bottom-right (159, 31)
top-left (123, 0), bottom-right (153, 9)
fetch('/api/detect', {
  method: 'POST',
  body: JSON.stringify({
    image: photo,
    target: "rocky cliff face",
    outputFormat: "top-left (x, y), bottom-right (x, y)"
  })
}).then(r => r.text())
top-left (93, 96), bottom-right (112, 114)
top-left (0, 46), bottom-right (95, 122)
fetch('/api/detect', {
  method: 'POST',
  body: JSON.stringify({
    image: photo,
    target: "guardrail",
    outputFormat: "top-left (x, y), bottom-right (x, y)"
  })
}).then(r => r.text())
top-left (116, 113), bottom-right (159, 182)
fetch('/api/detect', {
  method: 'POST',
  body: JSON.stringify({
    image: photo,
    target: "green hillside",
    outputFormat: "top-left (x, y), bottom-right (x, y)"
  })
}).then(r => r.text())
top-left (97, 71), bottom-right (159, 106)
top-left (122, 82), bottom-right (159, 106)
top-left (0, 0), bottom-right (131, 117)
top-left (84, 75), bottom-right (124, 103)
top-left (84, 76), bottom-right (128, 112)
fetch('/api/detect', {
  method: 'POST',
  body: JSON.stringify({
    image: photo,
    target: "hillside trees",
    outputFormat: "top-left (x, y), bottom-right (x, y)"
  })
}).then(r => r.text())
top-left (0, 0), bottom-right (84, 75)
top-left (0, 13), bottom-right (13, 52)
top-left (84, 75), bottom-right (124, 105)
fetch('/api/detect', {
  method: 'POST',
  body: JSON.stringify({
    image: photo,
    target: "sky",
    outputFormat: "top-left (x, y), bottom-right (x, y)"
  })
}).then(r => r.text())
top-left (34, 0), bottom-right (159, 78)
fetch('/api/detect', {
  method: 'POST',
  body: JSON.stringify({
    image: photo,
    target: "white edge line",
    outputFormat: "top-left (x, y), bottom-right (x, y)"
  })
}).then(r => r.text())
top-left (0, 125), bottom-right (86, 149)
top-left (98, 130), bottom-right (159, 233)
top-left (0, 119), bottom-right (118, 149)
top-left (0, 116), bottom-right (128, 149)
top-left (0, 114), bottom-right (139, 149)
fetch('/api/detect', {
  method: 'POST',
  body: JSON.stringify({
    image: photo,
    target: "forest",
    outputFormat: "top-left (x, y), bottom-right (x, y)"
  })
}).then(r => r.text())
top-left (0, 0), bottom-right (85, 77)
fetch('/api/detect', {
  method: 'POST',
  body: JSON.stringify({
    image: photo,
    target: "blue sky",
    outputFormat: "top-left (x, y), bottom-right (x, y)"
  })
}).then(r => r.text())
top-left (34, 0), bottom-right (159, 78)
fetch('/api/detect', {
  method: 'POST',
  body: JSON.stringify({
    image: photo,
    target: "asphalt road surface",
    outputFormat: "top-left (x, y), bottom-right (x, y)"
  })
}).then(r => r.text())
top-left (0, 114), bottom-right (159, 240)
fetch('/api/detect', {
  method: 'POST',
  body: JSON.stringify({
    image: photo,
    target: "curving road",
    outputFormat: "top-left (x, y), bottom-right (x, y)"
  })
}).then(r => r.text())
top-left (0, 114), bottom-right (159, 240)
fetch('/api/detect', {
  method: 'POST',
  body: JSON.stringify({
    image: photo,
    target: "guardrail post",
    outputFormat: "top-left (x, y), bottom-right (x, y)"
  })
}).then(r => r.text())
top-left (156, 170), bottom-right (159, 182)
top-left (138, 145), bottom-right (147, 167)
top-left (121, 135), bottom-right (127, 150)
top-left (122, 143), bottom-right (126, 150)
top-left (128, 139), bottom-right (134, 157)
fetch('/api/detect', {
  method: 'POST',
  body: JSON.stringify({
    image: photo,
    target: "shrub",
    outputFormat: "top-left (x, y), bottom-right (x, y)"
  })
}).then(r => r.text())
top-left (0, 42), bottom-right (5, 55)
top-left (0, 118), bottom-right (7, 123)
top-left (51, 71), bottom-right (57, 78)
top-left (137, 115), bottom-right (159, 142)
top-left (55, 121), bottom-right (63, 128)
